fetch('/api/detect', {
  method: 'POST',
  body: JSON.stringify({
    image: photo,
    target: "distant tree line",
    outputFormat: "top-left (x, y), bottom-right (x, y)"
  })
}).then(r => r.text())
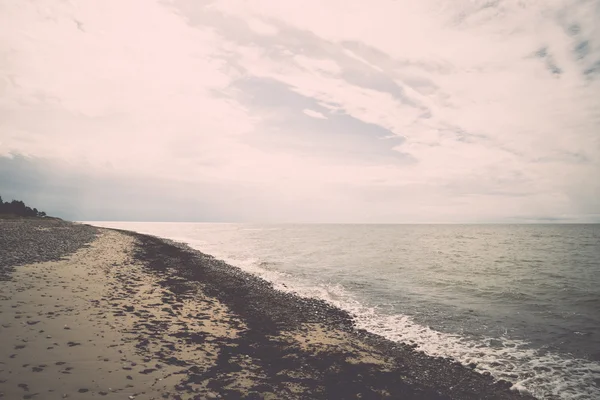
top-left (0, 196), bottom-right (47, 217)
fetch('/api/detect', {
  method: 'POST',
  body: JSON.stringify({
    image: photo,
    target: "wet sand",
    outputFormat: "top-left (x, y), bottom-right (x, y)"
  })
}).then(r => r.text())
top-left (0, 220), bottom-right (536, 399)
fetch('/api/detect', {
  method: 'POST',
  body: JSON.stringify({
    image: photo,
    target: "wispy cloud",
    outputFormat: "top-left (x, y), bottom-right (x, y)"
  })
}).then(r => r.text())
top-left (302, 109), bottom-right (327, 119)
top-left (0, 0), bottom-right (598, 222)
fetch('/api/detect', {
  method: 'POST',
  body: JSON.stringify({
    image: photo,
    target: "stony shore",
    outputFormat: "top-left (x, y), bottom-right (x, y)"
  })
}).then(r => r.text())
top-left (0, 219), bottom-right (536, 399)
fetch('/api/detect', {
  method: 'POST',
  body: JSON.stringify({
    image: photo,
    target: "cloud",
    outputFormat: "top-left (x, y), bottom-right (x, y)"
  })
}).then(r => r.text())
top-left (0, 0), bottom-right (599, 222)
top-left (246, 18), bottom-right (279, 36)
top-left (302, 109), bottom-right (327, 119)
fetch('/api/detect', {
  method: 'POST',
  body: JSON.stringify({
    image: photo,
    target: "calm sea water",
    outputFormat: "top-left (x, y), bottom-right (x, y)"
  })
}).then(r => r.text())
top-left (87, 222), bottom-right (600, 399)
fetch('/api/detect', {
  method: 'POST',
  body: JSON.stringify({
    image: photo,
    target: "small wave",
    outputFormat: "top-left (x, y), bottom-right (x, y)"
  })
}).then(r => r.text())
top-left (348, 308), bottom-right (600, 400)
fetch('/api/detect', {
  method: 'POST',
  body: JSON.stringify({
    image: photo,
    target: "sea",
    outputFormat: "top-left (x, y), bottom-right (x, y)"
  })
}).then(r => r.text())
top-left (86, 222), bottom-right (600, 399)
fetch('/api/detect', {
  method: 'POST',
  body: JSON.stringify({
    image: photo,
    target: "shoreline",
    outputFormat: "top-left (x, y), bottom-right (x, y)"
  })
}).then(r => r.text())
top-left (0, 219), bottom-right (535, 399)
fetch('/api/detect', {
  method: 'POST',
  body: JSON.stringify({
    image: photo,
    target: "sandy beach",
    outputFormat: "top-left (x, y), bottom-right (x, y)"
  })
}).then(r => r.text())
top-left (0, 219), bottom-right (536, 399)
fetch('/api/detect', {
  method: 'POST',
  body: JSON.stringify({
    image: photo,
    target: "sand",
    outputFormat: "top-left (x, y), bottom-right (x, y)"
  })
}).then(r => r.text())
top-left (0, 220), bottom-right (536, 399)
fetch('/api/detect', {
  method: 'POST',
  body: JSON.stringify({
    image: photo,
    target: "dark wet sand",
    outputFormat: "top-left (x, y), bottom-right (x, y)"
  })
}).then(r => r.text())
top-left (0, 220), bottom-right (536, 399)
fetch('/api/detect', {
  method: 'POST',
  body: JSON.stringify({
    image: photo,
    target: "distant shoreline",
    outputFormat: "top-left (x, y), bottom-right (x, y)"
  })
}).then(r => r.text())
top-left (0, 214), bottom-right (63, 221)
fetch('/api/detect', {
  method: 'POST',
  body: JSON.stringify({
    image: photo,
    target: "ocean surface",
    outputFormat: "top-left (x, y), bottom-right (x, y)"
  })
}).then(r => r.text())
top-left (87, 222), bottom-right (600, 399)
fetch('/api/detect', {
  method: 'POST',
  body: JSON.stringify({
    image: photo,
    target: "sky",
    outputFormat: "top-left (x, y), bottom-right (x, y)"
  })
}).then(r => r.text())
top-left (1, 0), bottom-right (599, 223)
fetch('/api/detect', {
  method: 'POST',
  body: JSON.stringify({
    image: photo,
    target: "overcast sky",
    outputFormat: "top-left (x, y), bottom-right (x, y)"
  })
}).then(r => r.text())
top-left (1, 0), bottom-right (599, 222)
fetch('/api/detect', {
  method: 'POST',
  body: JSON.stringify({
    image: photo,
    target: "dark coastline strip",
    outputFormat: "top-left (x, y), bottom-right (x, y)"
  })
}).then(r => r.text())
top-left (120, 228), bottom-right (536, 400)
